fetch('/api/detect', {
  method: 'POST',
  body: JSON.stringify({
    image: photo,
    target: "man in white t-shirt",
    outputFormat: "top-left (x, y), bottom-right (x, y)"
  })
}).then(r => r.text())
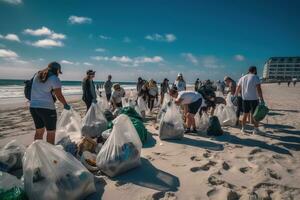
top-left (235, 66), bottom-right (264, 134)
top-left (169, 88), bottom-right (203, 133)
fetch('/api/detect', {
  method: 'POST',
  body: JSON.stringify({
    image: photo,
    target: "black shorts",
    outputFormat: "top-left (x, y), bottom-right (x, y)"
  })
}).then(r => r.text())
top-left (30, 108), bottom-right (57, 131)
top-left (188, 98), bottom-right (202, 114)
top-left (242, 100), bottom-right (259, 114)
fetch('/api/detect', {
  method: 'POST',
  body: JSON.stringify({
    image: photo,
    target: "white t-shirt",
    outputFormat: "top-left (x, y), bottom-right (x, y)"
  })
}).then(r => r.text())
top-left (112, 88), bottom-right (125, 103)
top-left (176, 91), bottom-right (202, 105)
top-left (237, 74), bottom-right (261, 100)
top-left (30, 75), bottom-right (62, 110)
top-left (174, 80), bottom-right (186, 91)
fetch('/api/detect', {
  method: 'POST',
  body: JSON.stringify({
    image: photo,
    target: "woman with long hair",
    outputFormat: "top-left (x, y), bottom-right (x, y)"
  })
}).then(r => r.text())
top-left (147, 79), bottom-right (158, 112)
top-left (82, 69), bottom-right (97, 112)
top-left (29, 62), bottom-right (70, 144)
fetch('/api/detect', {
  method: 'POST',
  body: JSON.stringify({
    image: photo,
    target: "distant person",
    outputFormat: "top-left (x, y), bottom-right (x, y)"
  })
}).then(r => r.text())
top-left (224, 76), bottom-right (242, 125)
top-left (104, 75), bottom-right (113, 101)
top-left (174, 73), bottom-right (186, 91)
top-left (160, 78), bottom-right (170, 104)
top-left (293, 79), bottom-right (297, 87)
top-left (287, 81), bottom-right (291, 87)
top-left (194, 78), bottom-right (200, 91)
top-left (136, 77), bottom-right (144, 96)
top-left (169, 88), bottom-right (203, 133)
top-left (111, 83), bottom-right (125, 110)
top-left (82, 70), bottom-right (97, 112)
top-left (235, 66), bottom-right (264, 134)
top-left (147, 79), bottom-right (159, 112)
top-left (278, 80), bottom-right (281, 85)
top-left (29, 62), bottom-right (70, 144)
top-left (216, 80), bottom-right (225, 94)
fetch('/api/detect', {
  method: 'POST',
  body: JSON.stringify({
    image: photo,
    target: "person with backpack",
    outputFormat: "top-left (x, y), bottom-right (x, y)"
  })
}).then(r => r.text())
top-left (169, 87), bottom-right (203, 133)
top-left (82, 70), bottom-right (97, 112)
top-left (29, 62), bottom-right (70, 144)
top-left (235, 66), bottom-right (264, 134)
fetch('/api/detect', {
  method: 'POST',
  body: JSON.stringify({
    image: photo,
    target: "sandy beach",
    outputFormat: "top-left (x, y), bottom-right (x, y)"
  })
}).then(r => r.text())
top-left (1, 83), bottom-right (300, 200)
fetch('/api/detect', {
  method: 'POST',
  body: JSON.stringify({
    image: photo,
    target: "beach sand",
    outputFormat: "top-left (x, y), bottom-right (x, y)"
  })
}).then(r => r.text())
top-left (1, 84), bottom-right (300, 199)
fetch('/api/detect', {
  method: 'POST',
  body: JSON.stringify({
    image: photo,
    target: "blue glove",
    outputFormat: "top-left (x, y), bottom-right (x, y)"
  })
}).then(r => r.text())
top-left (64, 104), bottom-right (71, 110)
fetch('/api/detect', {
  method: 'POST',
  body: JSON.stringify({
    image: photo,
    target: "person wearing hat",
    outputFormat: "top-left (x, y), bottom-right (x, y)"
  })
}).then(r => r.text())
top-left (160, 78), bottom-right (170, 104)
top-left (174, 73), bottom-right (186, 92)
top-left (234, 66), bottom-right (264, 134)
top-left (29, 61), bottom-right (70, 144)
top-left (111, 83), bottom-right (126, 110)
top-left (104, 75), bottom-right (113, 101)
top-left (169, 87), bottom-right (203, 133)
top-left (82, 69), bottom-right (97, 112)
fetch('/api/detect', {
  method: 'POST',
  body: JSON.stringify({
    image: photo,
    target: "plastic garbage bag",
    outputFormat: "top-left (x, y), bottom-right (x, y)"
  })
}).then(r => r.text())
top-left (253, 103), bottom-right (269, 122)
top-left (214, 104), bottom-right (225, 125)
top-left (207, 116), bottom-right (223, 136)
top-left (103, 110), bottom-right (114, 121)
top-left (23, 141), bottom-right (96, 200)
top-left (55, 108), bottom-right (82, 145)
top-left (81, 103), bottom-right (108, 138)
top-left (96, 114), bottom-right (142, 177)
top-left (195, 112), bottom-right (210, 131)
top-left (0, 140), bottom-right (25, 172)
top-left (159, 102), bottom-right (184, 140)
top-left (0, 171), bottom-right (28, 200)
top-left (222, 105), bottom-right (237, 126)
top-left (101, 129), bottom-right (112, 140)
top-left (134, 105), bottom-right (143, 118)
top-left (137, 97), bottom-right (148, 112)
top-left (122, 97), bottom-right (135, 108)
top-left (80, 151), bottom-right (98, 172)
top-left (99, 96), bottom-right (110, 111)
top-left (157, 93), bottom-right (171, 122)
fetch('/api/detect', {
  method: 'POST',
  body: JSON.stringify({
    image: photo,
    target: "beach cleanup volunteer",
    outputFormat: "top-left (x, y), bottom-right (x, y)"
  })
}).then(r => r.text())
top-left (82, 69), bottom-right (97, 112)
top-left (174, 73), bottom-right (186, 91)
top-left (169, 88), bottom-right (203, 133)
top-left (111, 83), bottom-right (126, 110)
top-left (29, 62), bottom-right (70, 144)
top-left (104, 75), bottom-right (113, 101)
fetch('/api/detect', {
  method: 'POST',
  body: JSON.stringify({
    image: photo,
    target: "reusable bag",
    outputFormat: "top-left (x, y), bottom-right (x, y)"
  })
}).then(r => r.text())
top-left (23, 141), bottom-right (96, 200)
top-left (81, 103), bottom-right (108, 138)
top-left (96, 114), bottom-right (142, 177)
top-left (0, 140), bottom-right (25, 172)
top-left (55, 109), bottom-right (82, 155)
top-left (253, 103), bottom-right (269, 122)
top-left (159, 102), bottom-right (184, 140)
top-left (0, 171), bottom-right (27, 200)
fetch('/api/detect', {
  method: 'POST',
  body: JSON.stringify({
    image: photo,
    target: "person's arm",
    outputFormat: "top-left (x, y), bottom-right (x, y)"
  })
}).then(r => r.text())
top-left (234, 85), bottom-right (241, 97)
top-left (256, 84), bottom-right (264, 102)
top-left (53, 88), bottom-right (68, 106)
top-left (90, 80), bottom-right (97, 101)
top-left (175, 98), bottom-right (183, 105)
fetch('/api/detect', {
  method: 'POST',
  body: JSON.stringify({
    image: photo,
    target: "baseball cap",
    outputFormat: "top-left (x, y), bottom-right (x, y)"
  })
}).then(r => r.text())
top-left (86, 69), bottom-right (96, 75)
top-left (177, 73), bottom-right (183, 77)
top-left (48, 62), bottom-right (62, 74)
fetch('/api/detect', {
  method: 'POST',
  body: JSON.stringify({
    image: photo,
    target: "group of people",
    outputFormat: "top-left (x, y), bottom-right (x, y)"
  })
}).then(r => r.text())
top-left (27, 61), bottom-right (265, 145)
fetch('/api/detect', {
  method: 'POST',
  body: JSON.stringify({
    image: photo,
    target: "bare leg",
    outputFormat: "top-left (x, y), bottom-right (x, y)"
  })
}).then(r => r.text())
top-left (46, 130), bottom-right (56, 144)
top-left (242, 113), bottom-right (250, 128)
top-left (34, 128), bottom-right (45, 141)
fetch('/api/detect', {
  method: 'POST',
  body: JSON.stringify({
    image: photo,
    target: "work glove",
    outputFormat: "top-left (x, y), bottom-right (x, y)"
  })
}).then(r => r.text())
top-left (64, 104), bottom-right (71, 110)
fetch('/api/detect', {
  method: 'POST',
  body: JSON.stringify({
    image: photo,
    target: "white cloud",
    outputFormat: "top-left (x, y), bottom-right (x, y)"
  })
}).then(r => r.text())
top-left (31, 39), bottom-right (63, 48)
top-left (99, 35), bottom-right (111, 40)
top-left (1, 0), bottom-right (22, 5)
top-left (95, 48), bottom-right (106, 52)
top-left (145, 33), bottom-right (177, 42)
top-left (23, 26), bottom-right (66, 40)
top-left (234, 54), bottom-right (245, 61)
top-left (182, 53), bottom-right (198, 65)
top-left (68, 15), bottom-right (92, 24)
top-left (123, 37), bottom-right (131, 43)
top-left (0, 49), bottom-right (18, 58)
top-left (91, 55), bottom-right (164, 67)
top-left (0, 34), bottom-right (20, 42)
top-left (61, 60), bottom-right (74, 65)
top-left (83, 62), bottom-right (93, 66)
top-left (200, 56), bottom-right (224, 69)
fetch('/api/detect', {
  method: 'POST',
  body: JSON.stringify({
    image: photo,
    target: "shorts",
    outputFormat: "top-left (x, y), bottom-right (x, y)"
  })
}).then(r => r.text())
top-left (188, 98), bottom-right (202, 114)
top-left (242, 100), bottom-right (259, 114)
top-left (30, 108), bottom-right (57, 131)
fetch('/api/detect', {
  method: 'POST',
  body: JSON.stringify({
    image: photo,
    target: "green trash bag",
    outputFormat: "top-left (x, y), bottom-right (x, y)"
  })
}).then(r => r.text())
top-left (253, 103), bottom-right (269, 122)
top-left (0, 171), bottom-right (28, 200)
top-left (0, 187), bottom-right (28, 200)
top-left (207, 116), bottom-right (223, 136)
top-left (120, 106), bottom-right (143, 121)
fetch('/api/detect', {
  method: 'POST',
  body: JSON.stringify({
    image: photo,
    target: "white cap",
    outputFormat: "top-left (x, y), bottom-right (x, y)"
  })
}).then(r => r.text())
top-left (177, 73), bottom-right (183, 77)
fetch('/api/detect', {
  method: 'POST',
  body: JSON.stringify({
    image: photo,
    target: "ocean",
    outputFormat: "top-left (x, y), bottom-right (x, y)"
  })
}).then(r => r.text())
top-left (0, 79), bottom-right (137, 100)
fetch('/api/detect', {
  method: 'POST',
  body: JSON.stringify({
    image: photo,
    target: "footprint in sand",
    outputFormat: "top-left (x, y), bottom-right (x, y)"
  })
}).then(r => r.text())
top-left (190, 161), bottom-right (217, 172)
top-left (249, 148), bottom-right (263, 155)
top-left (145, 155), bottom-right (155, 161)
top-left (190, 155), bottom-right (202, 161)
top-left (266, 168), bottom-right (281, 180)
top-left (222, 161), bottom-right (230, 170)
top-left (207, 187), bottom-right (240, 200)
top-left (203, 150), bottom-right (212, 158)
top-left (150, 191), bottom-right (177, 200)
top-left (239, 167), bottom-right (252, 174)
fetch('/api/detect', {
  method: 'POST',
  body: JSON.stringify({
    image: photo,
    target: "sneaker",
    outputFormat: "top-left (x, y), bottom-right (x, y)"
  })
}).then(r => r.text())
top-left (241, 127), bottom-right (246, 134)
top-left (191, 129), bottom-right (198, 133)
top-left (184, 129), bottom-right (191, 133)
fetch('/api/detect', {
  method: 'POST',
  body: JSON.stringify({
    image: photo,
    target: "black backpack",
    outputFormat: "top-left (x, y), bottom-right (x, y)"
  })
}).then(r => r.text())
top-left (207, 116), bottom-right (223, 136)
top-left (24, 77), bottom-right (34, 100)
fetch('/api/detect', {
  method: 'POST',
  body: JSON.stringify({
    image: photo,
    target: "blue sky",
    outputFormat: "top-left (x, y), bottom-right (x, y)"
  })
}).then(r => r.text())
top-left (0, 0), bottom-right (299, 82)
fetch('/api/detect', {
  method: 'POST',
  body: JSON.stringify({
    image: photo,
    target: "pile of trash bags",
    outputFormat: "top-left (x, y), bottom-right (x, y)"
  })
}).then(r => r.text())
top-left (81, 103), bottom-right (108, 138)
top-left (159, 102), bottom-right (184, 140)
top-left (0, 140), bottom-right (25, 172)
top-left (96, 114), bottom-right (142, 177)
top-left (0, 171), bottom-right (28, 200)
top-left (23, 140), bottom-right (96, 200)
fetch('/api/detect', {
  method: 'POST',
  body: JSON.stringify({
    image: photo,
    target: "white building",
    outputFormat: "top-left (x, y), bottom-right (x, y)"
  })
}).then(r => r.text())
top-left (263, 57), bottom-right (300, 80)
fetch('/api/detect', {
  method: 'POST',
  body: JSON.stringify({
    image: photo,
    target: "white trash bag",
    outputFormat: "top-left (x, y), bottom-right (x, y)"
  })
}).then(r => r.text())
top-left (0, 171), bottom-right (26, 199)
top-left (159, 102), bottom-right (184, 140)
top-left (96, 114), bottom-right (142, 177)
top-left (23, 141), bottom-right (96, 200)
top-left (222, 105), bottom-right (237, 126)
top-left (55, 108), bottom-right (82, 144)
top-left (137, 97), bottom-right (147, 112)
top-left (81, 103), bottom-right (108, 138)
top-left (0, 140), bottom-right (25, 172)
top-left (157, 93), bottom-right (171, 121)
top-left (214, 104), bottom-right (225, 126)
top-left (195, 112), bottom-right (210, 131)
top-left (99, 96), bottom-right (110, 111)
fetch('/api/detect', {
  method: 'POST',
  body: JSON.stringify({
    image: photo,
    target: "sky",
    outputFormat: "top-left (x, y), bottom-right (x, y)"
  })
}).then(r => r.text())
top-left (0, 0), bottom-right (299, 82)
